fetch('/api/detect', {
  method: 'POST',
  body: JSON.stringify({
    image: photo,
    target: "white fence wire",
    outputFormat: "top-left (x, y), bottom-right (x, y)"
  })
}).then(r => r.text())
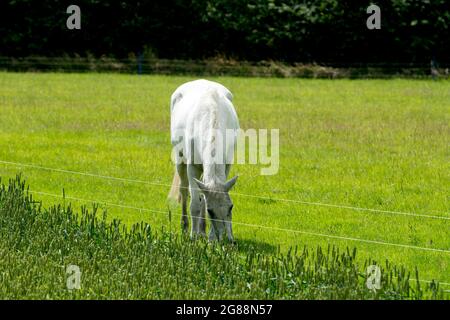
top-left (1, 160), bottom-right (449, 221)
top-left (26, 190), bottom-right (450, 287)
top-left (1, 159), bottom-right (449, 287)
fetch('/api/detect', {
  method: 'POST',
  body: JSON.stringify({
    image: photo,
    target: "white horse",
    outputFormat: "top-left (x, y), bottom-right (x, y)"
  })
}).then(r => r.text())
top-left (168, 79), bottom-right (239, 242)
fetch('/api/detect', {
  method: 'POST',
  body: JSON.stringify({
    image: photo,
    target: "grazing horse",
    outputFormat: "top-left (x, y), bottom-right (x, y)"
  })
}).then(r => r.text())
top-left (168, 79), bottom-right (239, 242)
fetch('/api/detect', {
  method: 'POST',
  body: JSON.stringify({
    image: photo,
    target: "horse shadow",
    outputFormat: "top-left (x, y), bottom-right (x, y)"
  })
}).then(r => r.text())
top-left (234, 237), bottom-right (278, 255)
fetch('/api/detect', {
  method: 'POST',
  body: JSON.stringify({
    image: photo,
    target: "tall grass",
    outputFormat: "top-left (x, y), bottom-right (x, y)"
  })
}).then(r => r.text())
top-left (0, 176), bottom-right (445, 299)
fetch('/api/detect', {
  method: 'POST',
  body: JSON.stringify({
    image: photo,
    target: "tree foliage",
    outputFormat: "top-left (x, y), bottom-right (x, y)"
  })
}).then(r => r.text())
top-left (0, 0), bottom-right (448, 63)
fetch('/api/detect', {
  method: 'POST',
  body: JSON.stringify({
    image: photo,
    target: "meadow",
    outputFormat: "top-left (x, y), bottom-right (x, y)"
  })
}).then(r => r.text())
top-left (0, 176), bottom-right (442, 299)
top-left (0, 72), bottom-right (449, 298)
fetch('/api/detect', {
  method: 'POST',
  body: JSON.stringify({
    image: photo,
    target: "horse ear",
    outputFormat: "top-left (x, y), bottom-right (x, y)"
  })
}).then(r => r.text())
top-left (224, 176), bottom-right (238, 191)
top-left (193, 178), bottom-right (208, 193)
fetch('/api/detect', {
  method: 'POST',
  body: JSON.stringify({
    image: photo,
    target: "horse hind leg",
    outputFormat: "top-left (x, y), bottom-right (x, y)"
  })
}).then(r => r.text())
top-left (199, 194), bottom-right (206, 234)
top-left (177, 164), bottom-right (189, 233)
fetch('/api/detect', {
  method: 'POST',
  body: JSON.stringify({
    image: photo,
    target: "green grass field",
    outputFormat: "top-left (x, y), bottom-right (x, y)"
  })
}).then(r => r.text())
top-left (1, 177), bottom-right (443, 299)
top-left (0, 72), bottom-right (449, 294)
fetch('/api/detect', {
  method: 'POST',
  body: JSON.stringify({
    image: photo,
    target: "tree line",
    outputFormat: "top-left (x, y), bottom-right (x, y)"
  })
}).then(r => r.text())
top-left (0, 0), bottom-right (448, 64)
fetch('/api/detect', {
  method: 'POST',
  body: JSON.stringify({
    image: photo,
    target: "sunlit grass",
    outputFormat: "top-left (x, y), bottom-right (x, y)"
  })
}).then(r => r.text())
top-left (0, 72), bottom-right (448, 288)
top-left (0, 177), bottom-right (444, 299)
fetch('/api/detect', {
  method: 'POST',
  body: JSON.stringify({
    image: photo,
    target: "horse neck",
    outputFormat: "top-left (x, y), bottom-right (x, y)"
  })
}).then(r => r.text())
top-left (203, 164), bottom-right (226, 186)
top-left (202, 106), bottom-right (227, 185)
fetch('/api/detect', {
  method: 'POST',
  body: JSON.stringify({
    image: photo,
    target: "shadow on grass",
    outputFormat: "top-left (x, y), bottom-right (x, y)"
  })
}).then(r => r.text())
top-left (168, 228), bottom-right (278, 255)
top-left (234, 237), bottom-right (278, 255)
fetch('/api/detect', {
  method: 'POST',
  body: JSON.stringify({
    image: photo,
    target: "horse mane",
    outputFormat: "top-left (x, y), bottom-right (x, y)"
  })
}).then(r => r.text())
top-left (202, 88), bottom-right (227, 184)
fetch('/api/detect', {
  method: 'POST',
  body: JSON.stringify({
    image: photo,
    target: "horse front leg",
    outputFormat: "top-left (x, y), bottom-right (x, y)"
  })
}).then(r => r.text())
top-left (188, 164), bottom-right (206, 238)
top-left (208, 224), bottom-right (218, 242)
top-left (199, 194), bottom-right (206, 234)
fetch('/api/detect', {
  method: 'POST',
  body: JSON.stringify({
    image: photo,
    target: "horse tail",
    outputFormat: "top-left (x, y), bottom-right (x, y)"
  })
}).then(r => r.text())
top-left (168, 170), bottom-right (181, 203)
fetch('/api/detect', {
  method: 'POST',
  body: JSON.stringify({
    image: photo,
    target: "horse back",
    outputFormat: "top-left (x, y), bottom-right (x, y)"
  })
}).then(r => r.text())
top-left (170, 80), bottom-right (239, 164)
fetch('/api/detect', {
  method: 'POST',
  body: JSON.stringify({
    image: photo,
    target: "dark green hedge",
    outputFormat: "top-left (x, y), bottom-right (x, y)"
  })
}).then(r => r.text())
top-left (0, 0), bottom-right (448, 64)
